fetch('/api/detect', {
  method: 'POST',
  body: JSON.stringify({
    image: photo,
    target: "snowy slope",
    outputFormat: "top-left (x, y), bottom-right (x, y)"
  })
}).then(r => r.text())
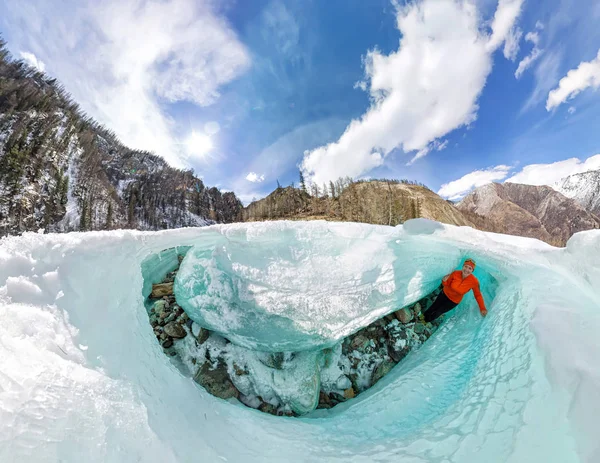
top-left (1, 221), bottom-right (599, 462)
top-left (554, 169), bottom-right (600, 216)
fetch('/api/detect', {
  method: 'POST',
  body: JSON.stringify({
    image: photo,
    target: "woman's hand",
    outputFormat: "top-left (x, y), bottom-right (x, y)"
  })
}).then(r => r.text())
top-left (442, 273), bottom-right (451, 283)
top-left (480, 308), bottom-right (488, 317)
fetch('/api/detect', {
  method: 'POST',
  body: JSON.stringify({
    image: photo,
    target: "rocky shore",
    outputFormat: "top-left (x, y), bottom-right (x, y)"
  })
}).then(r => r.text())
top-left (146, 251), bottom-right (443, 417)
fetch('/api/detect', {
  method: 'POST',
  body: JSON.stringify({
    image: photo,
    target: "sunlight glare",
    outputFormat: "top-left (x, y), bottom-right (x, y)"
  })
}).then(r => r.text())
top-left (186, 132), bottom-right (213, 158)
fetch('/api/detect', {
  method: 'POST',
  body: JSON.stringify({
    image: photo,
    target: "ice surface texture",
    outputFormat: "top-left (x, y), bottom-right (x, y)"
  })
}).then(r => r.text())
top-left (0, 220), bottom-right (599, 462)
top-left (174, 221), bottom-right (458, 351)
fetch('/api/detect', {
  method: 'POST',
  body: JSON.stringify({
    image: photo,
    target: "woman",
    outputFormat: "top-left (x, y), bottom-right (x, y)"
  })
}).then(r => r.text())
top-left (421, 258), bottom-right (487, 323)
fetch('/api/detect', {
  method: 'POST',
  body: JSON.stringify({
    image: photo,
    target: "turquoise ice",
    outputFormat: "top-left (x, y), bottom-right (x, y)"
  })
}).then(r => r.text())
top-left (0, 220), bottom-right (598, 462)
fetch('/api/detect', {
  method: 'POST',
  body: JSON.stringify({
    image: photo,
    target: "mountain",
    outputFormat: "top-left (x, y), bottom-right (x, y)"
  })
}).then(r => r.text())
top-left (553, 169), bottom-right (600, 217)
top-left (0, 39), bottom-right (242, 237)
top-left (243, 179), bottom-right (475, 227)
top-left (457, 182), bottom-right (600, 246)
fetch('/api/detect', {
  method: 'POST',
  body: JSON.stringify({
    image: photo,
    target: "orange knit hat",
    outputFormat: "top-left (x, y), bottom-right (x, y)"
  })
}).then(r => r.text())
top-left (464, 258), bottom-right (476, 269)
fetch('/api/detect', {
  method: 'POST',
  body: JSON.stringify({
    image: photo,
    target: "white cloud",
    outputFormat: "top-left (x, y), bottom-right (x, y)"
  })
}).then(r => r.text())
top-left (521, 49), bottom-right (562, 111)
top-left (546, 49), bottom-right (600, 110)
top-left (486, 0), bottom-right (525, 52)
top-left (2, 0), bottom-right (251, 168)
top-left (437, 165), bottom-right (512, 200)
top-left (503, 27), bottom-right (522, 61)
top-left (407, 139), bottom-right (448, 166)
top-left (535, 20), bottom-right (544, 30)
top-left (438, 154), bottom-right (600, 201)
top-left (515, 30), bottom-right (542, 79)
top-left (301, 0), bottom-right (524, 186)
top-left (245, 172), bottom-right (265, 183)
top-left (505, 154), bottom-right (600, 185)
top-left (568, 106), bottom-right (576, 114)
top-left (19, 51), bottom-right (45, 72)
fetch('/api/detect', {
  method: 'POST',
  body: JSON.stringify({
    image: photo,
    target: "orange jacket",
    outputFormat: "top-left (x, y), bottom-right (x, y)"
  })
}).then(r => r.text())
top-left (442, 271), bottom-right (486, 313)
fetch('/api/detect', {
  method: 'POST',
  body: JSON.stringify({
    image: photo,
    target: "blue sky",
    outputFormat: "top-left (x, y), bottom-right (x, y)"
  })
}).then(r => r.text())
top-left (1, 0), bottom-right (600, 203)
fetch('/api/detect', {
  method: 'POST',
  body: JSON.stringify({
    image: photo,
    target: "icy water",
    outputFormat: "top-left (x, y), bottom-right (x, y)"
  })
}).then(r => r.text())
top-left (0, 220), bottom-right (599, 462)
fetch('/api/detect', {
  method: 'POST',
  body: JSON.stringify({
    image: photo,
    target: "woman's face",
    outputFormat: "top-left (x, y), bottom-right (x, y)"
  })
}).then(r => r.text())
top-left (462, 263), bottom-right (474, 276)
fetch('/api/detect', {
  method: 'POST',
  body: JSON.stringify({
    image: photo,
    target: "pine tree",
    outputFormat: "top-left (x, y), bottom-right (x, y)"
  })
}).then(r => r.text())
top-left (106, 202), bottom-right (113, 229)
top-left (299, 170), bottom-right (307, 193)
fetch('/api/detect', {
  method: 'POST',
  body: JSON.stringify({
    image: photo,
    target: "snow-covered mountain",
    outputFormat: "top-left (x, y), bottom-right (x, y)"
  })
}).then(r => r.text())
top-left (553, 169), bottom-right (600, 217)
top-left (457, 182), bottom-right (600, 246)
top-left (0, 39), bottom-right (242, 237)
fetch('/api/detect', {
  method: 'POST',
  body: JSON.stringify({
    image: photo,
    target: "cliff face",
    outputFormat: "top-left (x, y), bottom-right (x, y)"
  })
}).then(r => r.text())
top-left (457, 182), bottom-right (600, 246)
top-left (0, 40), bottom-right (242, 236)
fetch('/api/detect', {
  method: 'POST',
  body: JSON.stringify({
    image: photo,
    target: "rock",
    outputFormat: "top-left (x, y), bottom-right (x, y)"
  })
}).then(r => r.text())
top-left (258, 402), bottom-right (278, 415)
top-left (384, 314), bottom-right (396, 323)
top-left (160, 311), bottom-right (169, 319)
top-left (232, 362), bottom-right (248, 376)
top-left (336, 375), bottom-right (352, 390)
top-left (194, 362), bottom-right (239, 400)
top-left (177, 254), bottom-right (184, 264)
top-left (412, 302), bottom-right (422, 316)
top-left (343, 387), bottom-right (356, 399)
top-left (257, 352), bottom-right (285, 370)
top-left (151, 282), bottom-right (174, 298)
top-left (350, 334), bottom-right (368, 350)
top-left (161, 338), bottom-right (173, 348)
top-left (329, 392), bottom-right (346, 404)
top-left (153, 299), bottom-right (167, 314)
top-left (192, 323), bottom-right (210, 344)
top-left (395, 308), bottom-right (414, 324)
top-left (318, 391), bottom-right (332, 408)
top-left (371, 359), bottom-right (396, 386)
top-left (414, 323), bottom-right (425, 334)
top-left (387, 346), bottom-right (407, 363)
top-left (164, 322), bottom-right (187, 338)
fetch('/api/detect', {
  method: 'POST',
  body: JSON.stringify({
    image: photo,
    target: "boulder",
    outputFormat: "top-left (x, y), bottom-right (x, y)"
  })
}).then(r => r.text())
top-left (394, 308), bottom-right (413, 324)
top-left (343, 387), bottom-right (356, 399)
top-left (258, 402), bottom-right (278, 415)
top-left (153, 299), bottom-right (167, 315)
top-left (164, 322), bottom-right (187, 338)
top-left (318, 391), bottom-right (332, 409)
top-left (371, 359), bottom-right (396, 386)
top-left (151, 282), bottom-right (174, 298)
top-left (412, 302), bottom-right (422, 316)
top-left (192, 323), bottom-right (210, 344)
top-left (351, 334), bottom-right (369, 350)
top-left (194, 362), bottom-right (239, 400)
top-left (257, 352), bottom-right (285, 370)
top-left (414, 323), bottom-right (426, 334)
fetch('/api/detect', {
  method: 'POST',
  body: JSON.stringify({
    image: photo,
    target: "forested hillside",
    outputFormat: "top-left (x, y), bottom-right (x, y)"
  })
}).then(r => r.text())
top-left (243, 177), bottom-right (474, 227)
top-left (0, 39), bottom-right (242, 236)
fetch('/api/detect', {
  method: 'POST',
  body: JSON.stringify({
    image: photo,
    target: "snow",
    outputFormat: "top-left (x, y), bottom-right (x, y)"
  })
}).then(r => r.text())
top-left (55, 144), bottom-right (83, 232)
top-left (554, 169), bottom-right (600, 214)
top-left (0, 220), bottom-right (599, 462)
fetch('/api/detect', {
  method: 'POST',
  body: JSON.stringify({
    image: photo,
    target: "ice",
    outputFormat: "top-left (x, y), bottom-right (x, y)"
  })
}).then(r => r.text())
top-left (174, 221), bottom-right (459, 351)
top-left (0, 220), bottom-right (598, 462)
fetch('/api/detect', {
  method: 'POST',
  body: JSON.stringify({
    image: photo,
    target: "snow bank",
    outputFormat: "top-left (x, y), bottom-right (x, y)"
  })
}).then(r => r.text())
top-left (0, 220), bottom-right (598, 462)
